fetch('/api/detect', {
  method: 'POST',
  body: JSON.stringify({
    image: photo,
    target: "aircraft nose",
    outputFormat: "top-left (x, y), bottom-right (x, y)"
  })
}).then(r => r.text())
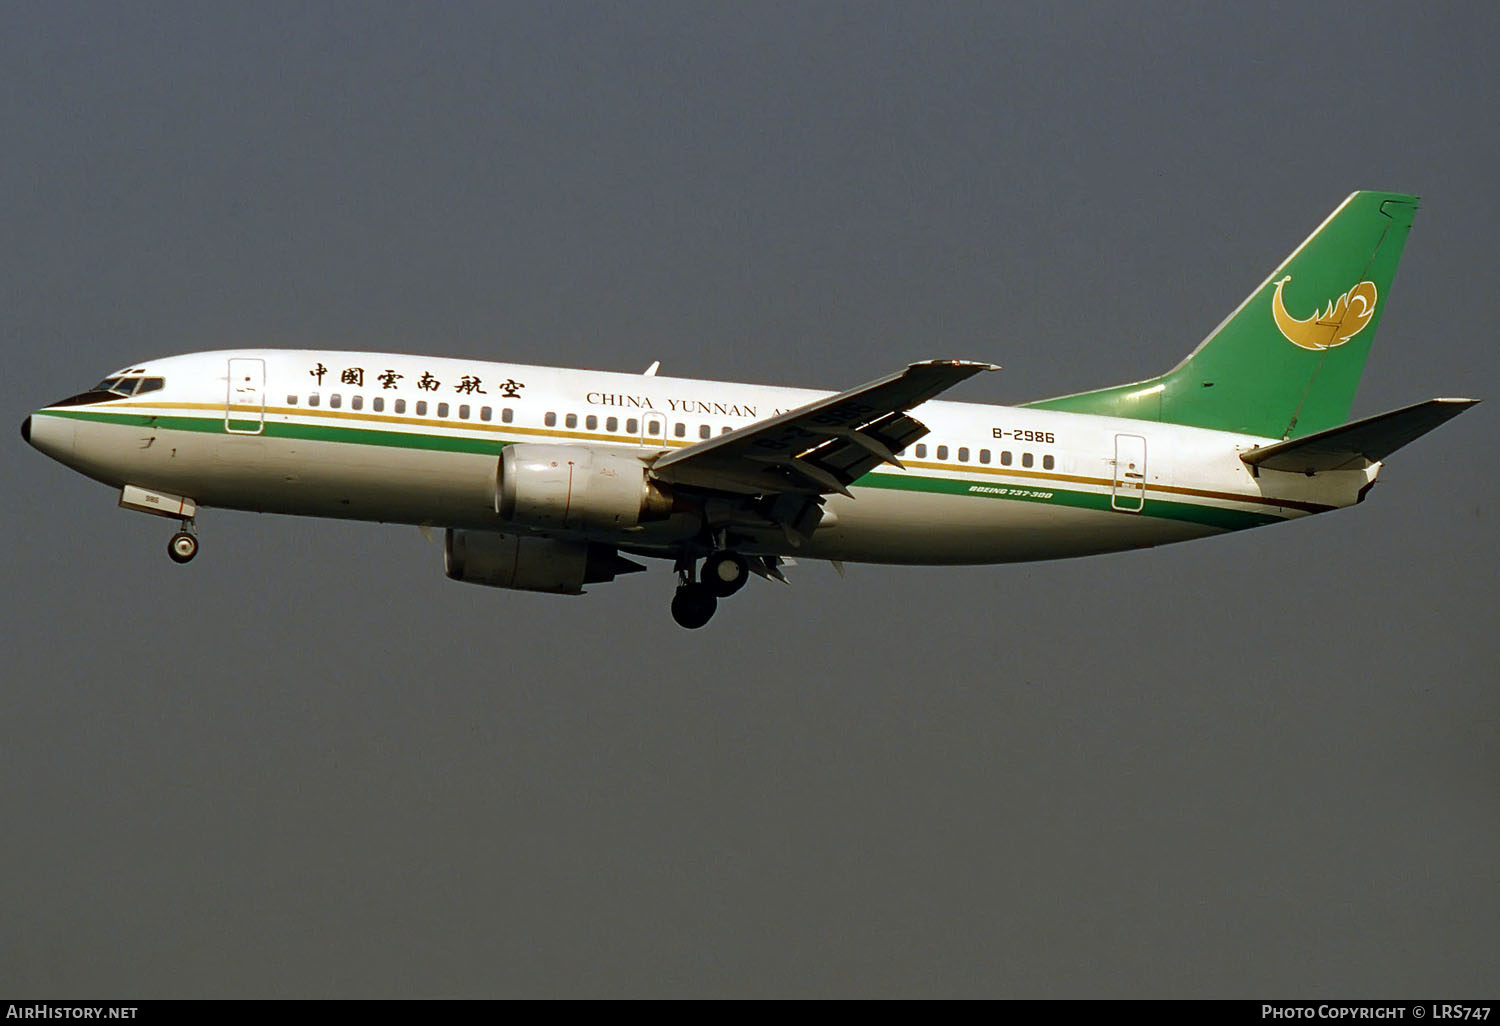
top-left (23, 412), bottom-right (76, 462)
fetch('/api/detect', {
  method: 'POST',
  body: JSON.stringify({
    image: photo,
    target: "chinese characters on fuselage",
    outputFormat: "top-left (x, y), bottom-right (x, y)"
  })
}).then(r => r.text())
top-left (309, 364), bottom-right (525, 399)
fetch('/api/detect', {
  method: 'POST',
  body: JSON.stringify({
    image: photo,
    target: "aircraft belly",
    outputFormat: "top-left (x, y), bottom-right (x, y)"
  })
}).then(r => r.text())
top-left (248, 435), bottom-right (499, 525)
top-left (805, 485), bottom-right (1222, 565)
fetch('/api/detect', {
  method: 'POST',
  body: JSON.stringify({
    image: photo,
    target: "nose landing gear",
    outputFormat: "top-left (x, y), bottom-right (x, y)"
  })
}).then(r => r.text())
top-left (118, 485), bottom-right (201, 565)
top-left (167, 523), bottom-right (199, 564)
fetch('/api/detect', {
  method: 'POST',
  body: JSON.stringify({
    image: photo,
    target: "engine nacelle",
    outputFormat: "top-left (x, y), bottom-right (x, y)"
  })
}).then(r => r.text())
top-left (444, 529), bottom-right (643, 595)
top-left (497, 444), bottom-right (673, 532)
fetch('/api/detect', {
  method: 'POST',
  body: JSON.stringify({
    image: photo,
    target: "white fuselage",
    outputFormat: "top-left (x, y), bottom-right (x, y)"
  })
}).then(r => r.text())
top-left (27, 349), bottom-right (1378, 565)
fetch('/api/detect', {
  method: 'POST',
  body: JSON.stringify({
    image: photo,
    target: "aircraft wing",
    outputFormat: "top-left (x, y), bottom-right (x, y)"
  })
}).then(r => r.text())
top-left (650, 359), bottom-right (999, 498)
top-left (1240, 397), bottom-right (1479, 474)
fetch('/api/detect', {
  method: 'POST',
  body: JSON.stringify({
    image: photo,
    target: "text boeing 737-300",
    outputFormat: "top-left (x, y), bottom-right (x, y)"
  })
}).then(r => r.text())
top-left (23, 191), bottom-right (1477, 627)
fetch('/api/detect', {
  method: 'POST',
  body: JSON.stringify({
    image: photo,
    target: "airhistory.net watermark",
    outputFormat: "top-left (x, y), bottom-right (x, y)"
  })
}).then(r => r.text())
top-left (6, 1007), bottom-right (137, 1020)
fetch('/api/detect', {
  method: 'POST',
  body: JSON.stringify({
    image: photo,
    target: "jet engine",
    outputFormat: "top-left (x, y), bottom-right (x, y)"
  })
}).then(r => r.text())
top-left (444, 529), bottom-right (644, 595)
top-left (496, 444), bottom-right (674, 532)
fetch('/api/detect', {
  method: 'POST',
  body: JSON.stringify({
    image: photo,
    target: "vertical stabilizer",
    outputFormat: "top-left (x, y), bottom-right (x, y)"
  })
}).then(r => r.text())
top-left (1025, 191), bottom-right (1418, 439)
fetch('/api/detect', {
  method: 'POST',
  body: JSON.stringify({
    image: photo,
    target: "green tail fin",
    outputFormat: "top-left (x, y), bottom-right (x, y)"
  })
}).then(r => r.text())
top-left (1024, 191), bottom-right (1418, 439)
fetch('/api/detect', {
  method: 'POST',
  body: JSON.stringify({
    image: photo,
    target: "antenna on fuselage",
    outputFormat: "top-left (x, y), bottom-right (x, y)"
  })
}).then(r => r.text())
top-left (643, 361), bottom-right (660, 376)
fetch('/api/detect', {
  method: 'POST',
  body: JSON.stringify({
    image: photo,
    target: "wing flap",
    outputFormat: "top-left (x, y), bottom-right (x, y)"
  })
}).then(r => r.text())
top-left (1241, 397), bottom-right (1478, 473)
top-left (652, 360), bottom-right (998, 495)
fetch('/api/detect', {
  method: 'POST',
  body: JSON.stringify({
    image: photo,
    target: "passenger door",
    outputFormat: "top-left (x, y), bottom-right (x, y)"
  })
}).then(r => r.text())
top-left (225, 358), bottom-right (265, 435)
top-left (1111, 434), bottom-right (1147, 512)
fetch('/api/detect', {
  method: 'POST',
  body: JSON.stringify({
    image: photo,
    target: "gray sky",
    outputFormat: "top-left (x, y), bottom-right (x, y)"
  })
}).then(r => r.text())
top-left (4, 0), bottom-right (1497, 998)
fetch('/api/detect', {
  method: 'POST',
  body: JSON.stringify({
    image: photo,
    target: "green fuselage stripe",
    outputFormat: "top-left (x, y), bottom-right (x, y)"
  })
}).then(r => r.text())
top-left (855, 468), bottom-right (1280, 530)
top-left (43, 407), bottom-right (507, 455)
top-left (38, 407), bottom-right (1285, 531)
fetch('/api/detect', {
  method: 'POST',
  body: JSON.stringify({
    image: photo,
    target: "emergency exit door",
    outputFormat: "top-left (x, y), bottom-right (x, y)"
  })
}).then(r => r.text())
top-left (640, 411), bottom-right (667, 446)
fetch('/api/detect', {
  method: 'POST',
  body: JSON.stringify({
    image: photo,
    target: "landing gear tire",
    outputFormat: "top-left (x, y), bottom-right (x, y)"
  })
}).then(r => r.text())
top-left (167, 531), bottom-right (198, 564)
top-left (671, 582), bottom-right (718, 629)
top-left (702, 552), bottom-right (749, 597)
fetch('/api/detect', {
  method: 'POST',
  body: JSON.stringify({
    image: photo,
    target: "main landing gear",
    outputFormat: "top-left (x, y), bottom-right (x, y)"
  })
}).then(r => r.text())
top-left (670, 582), bottom-right (717, 630)
top-left (670, 551), bottom-right (751, 629)
top-left (167, 522), bottom-right (199, 564)
top-left (702, 551), bottom-right (749, 597)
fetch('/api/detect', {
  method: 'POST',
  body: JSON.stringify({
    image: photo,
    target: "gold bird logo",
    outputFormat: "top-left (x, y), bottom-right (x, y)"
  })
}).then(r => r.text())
top-left (1271, 276), bottom-right (1379, 351)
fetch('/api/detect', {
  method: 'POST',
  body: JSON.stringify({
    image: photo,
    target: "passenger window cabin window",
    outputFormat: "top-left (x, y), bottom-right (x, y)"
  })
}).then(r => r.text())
top-left (545, 412), bottom-right (557, 427)
top-left (502, 408), bottom-right (513, 423)
top-left (700, 424), bottom-right (712, 439)
top-left (1043, 454), bottom-right (1055, 470)
top-left (722, 426), bottom-right (732, 434)
top-left (958, 447), bottom-right (970, 462)
top-left (394, 399), bottom-right (406, 414)
top-left (936, 445), bottom-right (949, 460)
top-left (287, 395), bottom-right (298, 405)
top-left (1001, 451), bottom-right (1012, 465)
top-left (674, 422), bottom-right (686, 438)
top-left (1022, 452), bottom-right (1034, 468)
top-left (480, 406), bottom-right (491, 422)
top-left (979, 449), bottom-right (991, 464)
top-left (606, 416), bottom-right (618, 432)
top-left (915, 443), bottom-right (927, 458)
top-left (330, 394), bottom-right (342, 409)
top-left (565, 413), bottom-right (578, 429)
top-left (647, 421), bottom-right (661, 436)
top-left (309, 393), bottom-right (320, 407)
top-left (437, 402), bottom-right (450, 418)
top-left (351, 395), bottom-right (363, 411)
top-left (586, 415), bottom-right (597, 430)
top-left (627, 418), bottom-right (640, 434)
top-left (416, 401), bottom-right (428, 416)
top-left (459, 405), bottom-right (470, 419)
top-left (373, 397), bottom-right (384, 412)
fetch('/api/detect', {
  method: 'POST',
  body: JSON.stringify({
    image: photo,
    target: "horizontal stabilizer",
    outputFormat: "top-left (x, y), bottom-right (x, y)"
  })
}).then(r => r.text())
top-left (1241, 398), bottom-right (1479, 474)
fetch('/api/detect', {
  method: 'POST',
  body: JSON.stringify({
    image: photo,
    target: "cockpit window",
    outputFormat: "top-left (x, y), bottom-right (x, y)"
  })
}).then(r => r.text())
top-left (88, 375), bottom-right (164, 397)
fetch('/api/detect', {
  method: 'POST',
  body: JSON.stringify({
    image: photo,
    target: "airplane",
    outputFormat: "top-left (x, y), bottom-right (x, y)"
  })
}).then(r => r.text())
top-left (22, 191), bottom-right (1478, 628)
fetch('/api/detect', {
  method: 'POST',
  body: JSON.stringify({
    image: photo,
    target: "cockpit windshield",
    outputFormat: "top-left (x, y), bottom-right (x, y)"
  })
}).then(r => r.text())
top-left (90, 375), bottom-right (165, 397)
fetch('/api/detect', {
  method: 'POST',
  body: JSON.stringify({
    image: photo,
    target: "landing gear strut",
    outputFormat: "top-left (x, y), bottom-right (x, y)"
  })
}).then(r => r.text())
top-left (167, 523), bottom-right (198, 564)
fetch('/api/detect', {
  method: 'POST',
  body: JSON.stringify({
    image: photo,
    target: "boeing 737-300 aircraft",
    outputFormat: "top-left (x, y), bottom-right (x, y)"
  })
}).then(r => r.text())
top-left (23, 191), bottom-right (1478, 627)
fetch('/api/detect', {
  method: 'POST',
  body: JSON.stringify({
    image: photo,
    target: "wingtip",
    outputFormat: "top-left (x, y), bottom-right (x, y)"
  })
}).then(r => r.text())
top-left (915, 358), bottom-right (1002, 373)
